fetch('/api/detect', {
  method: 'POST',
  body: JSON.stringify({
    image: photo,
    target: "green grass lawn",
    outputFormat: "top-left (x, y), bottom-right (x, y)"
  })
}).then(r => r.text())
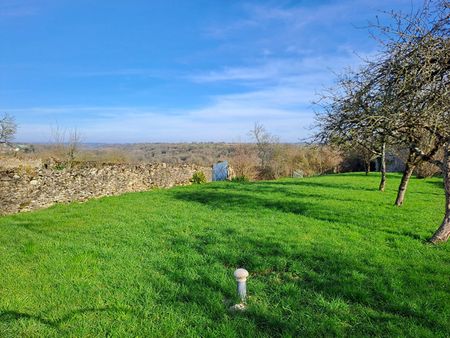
top-left (0, 173), bottom-right (449, 337)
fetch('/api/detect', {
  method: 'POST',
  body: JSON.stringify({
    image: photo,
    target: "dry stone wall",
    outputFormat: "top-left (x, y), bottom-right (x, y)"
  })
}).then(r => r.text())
top-left (0, 161), bottom-right (211, 215)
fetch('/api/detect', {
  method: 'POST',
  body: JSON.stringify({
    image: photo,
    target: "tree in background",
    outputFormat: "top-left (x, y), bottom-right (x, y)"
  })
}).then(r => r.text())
top-left (314, 67), bottom-right (391, 191)
top-left (249, 122), bottom-right (279, 179)
top-left (0, 113), bottom-right (17, 145)
top-left (374, 1), bottom-right (449, 206)
top-left (50, 125), bottom-right (82, 166)
top-left (315, 0), bottom-right (450, 242)
top-left (230, 142), bottom-right (258, 180)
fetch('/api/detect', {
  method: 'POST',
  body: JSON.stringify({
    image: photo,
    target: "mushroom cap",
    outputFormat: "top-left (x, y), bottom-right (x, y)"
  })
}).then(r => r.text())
top-left (234, 268), bottom-right (249, 280)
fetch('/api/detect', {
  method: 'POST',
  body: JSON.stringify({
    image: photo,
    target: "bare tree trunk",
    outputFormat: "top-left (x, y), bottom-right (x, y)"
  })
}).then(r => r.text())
top-left (429, 143), bottom-right (450, 244)
top-left (379, 141), bottom-right (387, 191)
top-left (395, 150), bottom-right (416, 206)
top-left (365, 159), bottom-right (371, 176)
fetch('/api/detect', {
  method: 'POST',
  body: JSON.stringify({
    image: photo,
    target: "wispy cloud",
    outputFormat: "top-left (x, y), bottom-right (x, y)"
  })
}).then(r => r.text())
top-left (190, 64), bottom-right (280, 82)
top-left (0, 1), bottom-right (39, 18)
top-left (8, 95), bottom-right (310, 143)
top-left (206, 0), bottom-right (420, 39)
top-left (205, 1), bottom-right (354, 39)
top-left (68, 68), bottom-right (177, 78)
top-left (189, 53), bottom-right (369, 84)
top-left (8, 46), bottom-right (372, 143)
top-left (2, 0), bottom-right (421, 143)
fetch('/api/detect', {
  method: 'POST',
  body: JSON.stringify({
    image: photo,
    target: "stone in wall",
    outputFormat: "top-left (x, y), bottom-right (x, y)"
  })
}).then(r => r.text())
top-left (0, 161), bottom-right (212, 215)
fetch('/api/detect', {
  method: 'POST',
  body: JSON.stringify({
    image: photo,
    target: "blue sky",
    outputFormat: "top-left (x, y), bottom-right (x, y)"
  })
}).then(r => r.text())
top-left (1, 0), bottom-right (422, 143)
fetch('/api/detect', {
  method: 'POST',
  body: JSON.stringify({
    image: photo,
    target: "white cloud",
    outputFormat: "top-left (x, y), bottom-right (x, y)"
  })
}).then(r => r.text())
top-left (8, 48), bottom-right (371, 143)
top-left (7, 0), bottom-right (410, 143)
top-left (190, 64), bottom-right (279, 82)
top-left (190, 50), bottom-right (371, 84)
top-left (208, 0), bottom-right (422, 38)
top-left (0, 1), bottom-right (38, 17)
top-left (68, 68), bottom-right (176, 78)
top-left (9, 93), bottom-right (311, 143)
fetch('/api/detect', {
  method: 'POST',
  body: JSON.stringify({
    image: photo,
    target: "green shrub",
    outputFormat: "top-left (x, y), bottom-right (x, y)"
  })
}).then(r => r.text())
top-left (18, 164), bottom-right (37, 177)
top-left (190, 171), bottom-right (206, 184)
top-left (54, 162), bottom-right (66, 171)
top-left (231, 175), bottom-right (249, 183)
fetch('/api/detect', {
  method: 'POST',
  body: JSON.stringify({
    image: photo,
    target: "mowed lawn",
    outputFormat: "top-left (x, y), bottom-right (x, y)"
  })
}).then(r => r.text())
top-left (0, 173), bottom-right (449, 337)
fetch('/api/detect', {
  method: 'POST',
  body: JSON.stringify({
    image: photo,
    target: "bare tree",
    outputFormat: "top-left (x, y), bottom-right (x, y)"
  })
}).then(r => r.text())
top-left (367, 0), bottom-right (449, 239)
top-left (67, 128), bottom-right (82, 164)
top-left (230, 143), bottom-right (258, 180)
top-left (373, 2), bottom-right (448, 205)
top-left (314, 67), bottom-right (391, 190)
top-left (315, 0), bottom-right (450, 242)
top-left (429, 144), bottom-right (450, 243)
top-left (50, 124), bottom-right (82, 165)
top-left (249, 122), bottom-right (279, 179)
top-left (0, 113), bottom-right (17, 145)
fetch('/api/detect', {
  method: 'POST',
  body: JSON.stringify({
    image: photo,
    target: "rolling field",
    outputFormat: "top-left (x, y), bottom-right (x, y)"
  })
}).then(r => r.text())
top-left (0, 173), bottom-right (449, 337)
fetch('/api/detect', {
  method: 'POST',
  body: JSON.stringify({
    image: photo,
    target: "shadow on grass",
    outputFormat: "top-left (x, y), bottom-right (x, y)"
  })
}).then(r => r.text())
top-left (153, 231), bottom-right (445, 335)
top-left (172, 183), bottom-right (435, 247)
top-left (426, 180), bottom-right (444, 189)
top-left (266, 180), bottom-right (380, 192)
top-left (173, 189), bottom-right (312, 215)
top-left (4, 220), bottom-right (62, 240)
top-left (172, 187), bottom-right (380, 233)
top-left (0, 306), bottom-right (142, 333)
top-left (155, 243), bottom-right (302, 333)
top-left (212, 183), bottom-right (373, 203)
